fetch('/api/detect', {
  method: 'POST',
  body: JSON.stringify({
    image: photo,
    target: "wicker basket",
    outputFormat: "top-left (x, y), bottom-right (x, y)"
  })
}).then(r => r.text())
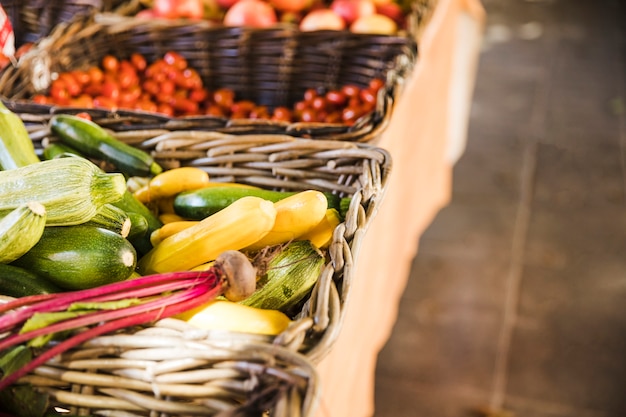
top-left (10, 318), bottom-right (320, 416)
top-left (0, 0), bottom-right (140, 49)
top-left (0, 12), bottom-right (417, 142)
top-left (1, 111), bottom-right (392, 414)
top-left (30, 112), bottom-right (390, 359)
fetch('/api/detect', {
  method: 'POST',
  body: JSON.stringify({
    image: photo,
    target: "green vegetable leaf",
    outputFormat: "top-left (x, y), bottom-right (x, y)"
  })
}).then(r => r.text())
top-left (0, 347), bottom-right (49, 417)
top-left (68, 298), bottom-right (141, 311)
top-left (0, 344), bottom-right (31, 377)
top-left (20, 311), bottom-right (82, 334)
top-left (19, 311), bottom-right (86, 348)
top-left (0, 384), bottom-right (49, 417)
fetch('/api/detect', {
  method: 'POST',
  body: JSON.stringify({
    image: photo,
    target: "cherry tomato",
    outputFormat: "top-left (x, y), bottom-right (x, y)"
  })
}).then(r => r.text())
top-left (271, 106), bottom-right (292, 122)
top-left (206, 104), bottom-right (226, 117)
top-left (324, 111), bottom-right (342, 123)
top-left (83, 83), bottom-right (103, 97)
top-left (87, 67), bottom-right (104, 84)
top-left (369, 78), bottom-right (384, 92)
top-left (101, 80), bottom-right (120, 101)
top-left (130, 53), bottom-right (147, 72)
top-left (359, 88), bottom-right (377, 105)
top-left (32, 95), bottom-right (49, 104)
top-left (213, 88), bottom-right (235, 109)
top-left (74, 112), bottom-right (92, 120)
top-left (118, 70), bottom-right (138, 91)
top-left (142, 79), bottom-right (160, 96)
top-left (341, 84), bottom-right (360, 98)
top-left (157, 103), bottom-right (175, 117)
top-left (172, 97), bottom-right (199, 115)
top-left (189, 88), bottom-right (208, 103)
top-left (70, 95), bottom-right (94, 108)
top-left (159, 80), bottom-right (176, 97)
top-left (249, 105), bottom-right (269, 119)
top-left (294, 100), bottom-right (308, 112)
top-left (59, 73), bottom-right (81, 97)
top-left (102, 55), bottom-right (120, 73)
top-left (71, 70), bottom-right (91, 86)
top-left (325, 90), bottom-right (347, 107)
top-left (179, 68), bottom-right (202, 90)
top-left (342, 105), bottom-right (364, 124)
top-left (311, 96), bottom-right (327, 111)
top-left (93, 96), bottom-right (118, 110)
top-left (163, 51), bottom-right (188, 70)
top-left (231, 100), bottom-right (255, 116)
top-left (119, 86), bottom-right (142, 107)
top-left (50, 80), bottom-right (70, 104)
top-left (303, 88), bottom-right (317, 102)
top-left (135, 100), bottom-right (158, 113)
top-left (300, 108), bottom-right (316, 122)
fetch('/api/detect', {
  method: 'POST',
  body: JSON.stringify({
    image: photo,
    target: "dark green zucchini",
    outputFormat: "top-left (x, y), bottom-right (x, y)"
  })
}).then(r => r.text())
top-left (0, 263), bottom-right (62, 297)
top-left (111, 190), bottom-right (163, 255)
top-left (49, 114), bottom-right (162, 177)
top-left (43, 142), bottom-right (84, 160)
top-left (84, 203), bottom-right (131, 238)
top-left (12, 226), bottom-right (137, 290)
top-left (173, 186), bottom-right (341, 220)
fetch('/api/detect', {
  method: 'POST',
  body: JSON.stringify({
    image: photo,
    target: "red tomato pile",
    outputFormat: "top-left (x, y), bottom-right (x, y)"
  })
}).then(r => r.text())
top-left (33, 51), bottom-right (384, 124)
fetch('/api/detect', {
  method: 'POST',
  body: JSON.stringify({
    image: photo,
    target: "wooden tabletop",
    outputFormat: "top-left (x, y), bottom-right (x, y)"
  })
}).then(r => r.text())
top-left (313, 0), bottom-right (486, 415)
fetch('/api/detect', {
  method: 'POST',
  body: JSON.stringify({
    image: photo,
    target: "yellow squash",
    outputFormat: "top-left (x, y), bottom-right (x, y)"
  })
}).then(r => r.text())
top-left (244, 190), bottom-right (328, 251)
top-left (136, 167), bottom-right (211, 203)
top-left (297, 208), bottom-right (341, 249)
top-left (150, 220), bottom-right (199, 246)
top-left (137, 196), bottom-right (276, 274)
top-left (177, 300), bottom-right (292, 336)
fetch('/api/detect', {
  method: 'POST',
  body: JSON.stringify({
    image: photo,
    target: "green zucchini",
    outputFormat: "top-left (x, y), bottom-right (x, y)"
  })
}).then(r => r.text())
top-left (0, 156), bottom-right (126, 226)
top-left (126, 211), bottom-right (149, 241)
top-left (50, 114), bottom-right (163, 177)
top-left (240, 240), bottom-right (324, 313)
top-left (173, 186), bottom-right (342, 220)
top-left (43, 142), bottom-right (84, 160)
top-left (12, 225), bottom-right (137, 290)
top-left (0, 202), bottom-right (47, 263)
top-left (0, 101), bottom-right (40, 170)
top-left (0, 263), bottom-right (62, 297)
top-left (111, 190), bottom-right (163, 255)
top-left (84, 203), bottom-right (131, 238)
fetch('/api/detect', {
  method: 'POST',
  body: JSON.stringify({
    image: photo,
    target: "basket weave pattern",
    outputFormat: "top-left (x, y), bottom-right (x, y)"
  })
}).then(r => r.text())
top-left (0, 0), bottom-right (139, 48)
top-left (6, 110), bottom-right (392, 414)
top-left (0, 12), bottom-right (417, 142)
top-left (22, 116), bottom-right (391, 359)
top-left (19, 318), bottom-right (320, 416)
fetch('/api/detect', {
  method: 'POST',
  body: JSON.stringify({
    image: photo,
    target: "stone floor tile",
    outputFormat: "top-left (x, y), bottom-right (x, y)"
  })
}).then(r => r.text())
top-left (531, 143), bottom-right (625, 208)
top-left (418, 202), bottom-right (518, 248)
top-left (505, 207), bottom-right (626, 414)
top-left (374, 380), bottom-right (490, 417)
top-left (376, 291), bottom-right (503, 393)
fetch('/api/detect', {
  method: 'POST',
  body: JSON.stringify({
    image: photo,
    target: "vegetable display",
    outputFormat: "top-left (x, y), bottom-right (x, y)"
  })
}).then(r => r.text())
top-left (33, 51), bottom-right (386, 124)
top-left (0, 106), bottom-right (352, 403)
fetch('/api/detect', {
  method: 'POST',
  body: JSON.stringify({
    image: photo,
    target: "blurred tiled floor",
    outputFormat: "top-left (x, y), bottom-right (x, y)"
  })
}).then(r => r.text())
top-left (374, 1), bottom-right (626, 416)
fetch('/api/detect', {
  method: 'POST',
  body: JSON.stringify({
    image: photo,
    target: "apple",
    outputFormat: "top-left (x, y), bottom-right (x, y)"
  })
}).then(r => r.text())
top-left (136, 9), bottom-right (158, 18)
top-left (350, 13), bottom-right (397, 34)
top-left (223, 0), bottom-right (278, 27)
top-left (375, 2), bottom-right (404, 26)
top-left (153, 0), bottom-right (204, 19)
top-left (270, 0), bottom-right (312, 13)
top-left (217, 0), bottom-right (240, 9)
top-left (330, 0), bottom-right (375, 25)
top-left (299, 8), bottom-right (346, 31)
